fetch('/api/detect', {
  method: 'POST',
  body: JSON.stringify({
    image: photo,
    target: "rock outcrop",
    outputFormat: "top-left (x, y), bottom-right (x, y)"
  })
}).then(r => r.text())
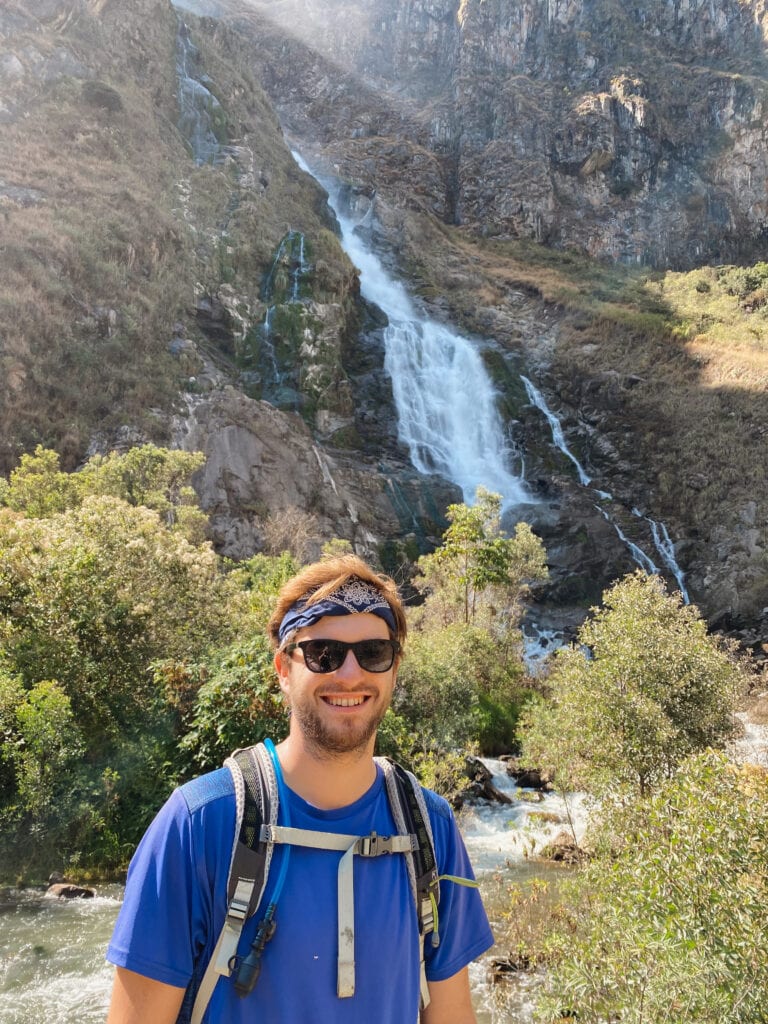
top-left (221, 0), bottom-right (768, 270)
top-left (174, 385), bottom-right (459, 560)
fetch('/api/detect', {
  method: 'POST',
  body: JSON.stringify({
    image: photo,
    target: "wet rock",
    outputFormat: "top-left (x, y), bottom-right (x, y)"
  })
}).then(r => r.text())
top-left (45, 873), bottom-right (95, 899)
top-left (539, 829), bottom-right (584, 864)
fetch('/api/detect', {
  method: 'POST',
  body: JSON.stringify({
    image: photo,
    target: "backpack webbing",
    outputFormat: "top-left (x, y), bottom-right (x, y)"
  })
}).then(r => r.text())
top-left (188, 743), bottom-right (439, 1024)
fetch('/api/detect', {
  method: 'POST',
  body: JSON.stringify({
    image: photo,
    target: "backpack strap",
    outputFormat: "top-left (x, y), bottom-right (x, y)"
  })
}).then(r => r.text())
top-left (375, 757), bottom-right (440, 1010)
top-left (261, 822), bottom-right (416, 997)
top-left (190, 743), bottom-right (277, 1024)
top-left (189, 746), bottom-right (449, 1022)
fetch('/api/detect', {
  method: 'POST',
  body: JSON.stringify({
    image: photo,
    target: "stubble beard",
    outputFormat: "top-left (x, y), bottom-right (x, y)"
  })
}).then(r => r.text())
top-left (291, 697), bottom-right (390, 759)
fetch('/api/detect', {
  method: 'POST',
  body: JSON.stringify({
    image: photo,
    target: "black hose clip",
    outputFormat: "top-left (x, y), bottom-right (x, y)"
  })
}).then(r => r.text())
top-left (233, 910), bottom-right (278, 997)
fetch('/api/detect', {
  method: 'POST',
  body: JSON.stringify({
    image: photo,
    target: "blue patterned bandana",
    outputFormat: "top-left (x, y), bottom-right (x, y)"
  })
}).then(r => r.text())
top-left (277, 578), bottom-right (397, 644)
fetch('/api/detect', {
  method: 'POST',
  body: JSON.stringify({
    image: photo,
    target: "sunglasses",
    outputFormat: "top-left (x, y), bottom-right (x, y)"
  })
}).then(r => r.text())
top-left (283, 638), bottom-right (401, 674)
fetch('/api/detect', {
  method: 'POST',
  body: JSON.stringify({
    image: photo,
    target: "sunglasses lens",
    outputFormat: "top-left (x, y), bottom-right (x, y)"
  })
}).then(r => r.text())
top-left (296, 639), bottom-right (398, 673)
top-left (301, 640), bottom-right (345, 673)
top-left (354, 640), bottom-right (396, 672)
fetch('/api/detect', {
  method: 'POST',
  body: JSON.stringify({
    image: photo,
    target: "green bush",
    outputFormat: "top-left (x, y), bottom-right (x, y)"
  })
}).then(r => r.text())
top-left (180, 637), bottom-right (288, 772)
top-left (535, 752), bottom-right (768, 1024)
top-left (520, 572), bottom-right (741, 797)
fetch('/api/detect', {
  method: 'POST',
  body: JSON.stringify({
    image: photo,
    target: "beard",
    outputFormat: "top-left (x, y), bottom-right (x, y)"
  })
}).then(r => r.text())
top-left (290, 695), bottom-right (390, 758)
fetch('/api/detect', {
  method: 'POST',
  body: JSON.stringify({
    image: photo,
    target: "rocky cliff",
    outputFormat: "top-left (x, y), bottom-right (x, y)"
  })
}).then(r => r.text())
top-left (2, 0), bottom-right (766, 649)
top-left (221, 0), bottom-right (768, 270)
top-left (0, 0), bottom-right (461, 567)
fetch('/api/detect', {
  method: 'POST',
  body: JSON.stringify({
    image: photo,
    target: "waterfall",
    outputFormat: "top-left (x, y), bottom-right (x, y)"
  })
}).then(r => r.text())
top-left (175, 20), bottom-right (222, 165)
top-left (292, 152), bottom-right (528, 508)
top-left (521, 374), bottom-right (591, 485)
top-left (641, 514), bottom-right (691, 604)
top-left (595, 503), bottom-right (658, 574)
top-left (290, 232), bottom-right (308, 302)
top-left (523, 372), bottom-right (691, 599)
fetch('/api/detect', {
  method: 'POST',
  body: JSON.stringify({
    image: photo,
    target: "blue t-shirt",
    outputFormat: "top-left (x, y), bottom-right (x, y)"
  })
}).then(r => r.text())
top-left (107, 764), bottom-right (494, 1023)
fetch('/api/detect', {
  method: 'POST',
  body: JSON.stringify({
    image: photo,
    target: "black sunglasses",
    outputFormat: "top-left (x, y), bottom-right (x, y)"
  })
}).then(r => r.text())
top-left (283, 638), bottom-right (401, 674)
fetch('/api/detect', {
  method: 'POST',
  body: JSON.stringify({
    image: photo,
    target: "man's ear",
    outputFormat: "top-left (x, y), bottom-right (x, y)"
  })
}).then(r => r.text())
top-left (274, 649), bottom-right (291, 698)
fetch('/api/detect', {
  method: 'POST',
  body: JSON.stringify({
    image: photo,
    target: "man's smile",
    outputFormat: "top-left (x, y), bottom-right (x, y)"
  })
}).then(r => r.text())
top-left (321, 695), bottom-right (370, 708)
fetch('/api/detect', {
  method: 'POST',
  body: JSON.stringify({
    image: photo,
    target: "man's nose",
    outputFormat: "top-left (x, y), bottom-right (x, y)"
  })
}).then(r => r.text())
top-left (334, 648), bottom-right (363, 677)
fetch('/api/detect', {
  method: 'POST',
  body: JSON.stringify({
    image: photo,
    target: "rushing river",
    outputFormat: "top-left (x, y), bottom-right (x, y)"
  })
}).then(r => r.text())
top-left (0, 763), bottom-right (587, 1023)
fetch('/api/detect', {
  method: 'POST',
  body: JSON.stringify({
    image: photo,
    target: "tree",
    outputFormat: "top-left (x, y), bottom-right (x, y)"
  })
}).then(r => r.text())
top-left (413, 487), bottom-right (548, 629)
top-left (3, 446), bottom-right (81, 517)
top-left (535, 753), bottom-right (768, 1024)
top-left (0, 496), bottom-right (240, 747)
top-left (520, 572), bottom-right (741, 797)
top-left (394, 623), bottom-right (526, 757)
top-left (179, 636), bottom-right (288, 771)
top-left (3, 444), bottom-right (207, 542)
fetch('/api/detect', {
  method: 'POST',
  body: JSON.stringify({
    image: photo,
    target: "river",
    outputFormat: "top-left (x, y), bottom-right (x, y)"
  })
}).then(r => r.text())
top-left (0, 762), bottom-right (587, 1023)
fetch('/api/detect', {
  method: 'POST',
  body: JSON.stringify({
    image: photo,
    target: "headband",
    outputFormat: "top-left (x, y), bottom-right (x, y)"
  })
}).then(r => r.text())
top-left (277, 578), bottom-right (397, 644)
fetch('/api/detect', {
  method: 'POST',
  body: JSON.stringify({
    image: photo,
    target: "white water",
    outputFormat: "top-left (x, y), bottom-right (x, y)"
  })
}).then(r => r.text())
top-left (461, 761), bottom-right (591, 1024)
top-left (292, 151), bottom-right (528, 508)
top-left (644, 516), bottom-right (691, 603)
top-left (175, 21), bottom-right (222, 165)
top-left (521, 375), bottom-right (591, 486)
top-left (461, 760), bottom-right (590, 873)
top-left (0, 888), bottom-right (122, 1023)
top-left (522, 372), bottom-right (691, 600)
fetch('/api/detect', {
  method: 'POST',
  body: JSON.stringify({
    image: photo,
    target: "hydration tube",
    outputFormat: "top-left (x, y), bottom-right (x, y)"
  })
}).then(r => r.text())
top-left (264, 737), bottom-right (292, 904)
top-left (233, 738), bottom-right (291, 996)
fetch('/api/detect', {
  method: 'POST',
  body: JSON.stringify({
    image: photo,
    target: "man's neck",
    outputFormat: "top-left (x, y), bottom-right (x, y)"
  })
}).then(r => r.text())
top-left (275, 734), bottom-right (378, 810)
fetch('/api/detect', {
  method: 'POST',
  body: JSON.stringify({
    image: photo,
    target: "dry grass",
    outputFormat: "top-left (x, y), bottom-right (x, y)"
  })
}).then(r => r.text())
top-left (0, 1), bottom-right (355, 472)
top-left (396, 212), bottom-right (768, 541)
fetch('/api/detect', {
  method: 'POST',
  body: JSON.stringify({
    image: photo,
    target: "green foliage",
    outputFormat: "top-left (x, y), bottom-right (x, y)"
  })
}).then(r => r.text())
top-left (520, 572), bottom-right (740, 797)
top-left (3, 444), bottom-right (207, 542)
top-left (0, 676), bottom-right (83, 818)
top-left (535, 753), bottom-right (768, 1023)
top-left (4, 447), bottom-right (82, 517)
top-left (180, 637), bottom-right (287, 772)
top-left (228, 551), bottom-right (301, 627)
top-left (414, 487), bottom-right (548, 628)
top-left (0, 455), bottom-right (247, 875)
top-left (395, 622), bottom-right (527, 757)
top-left (411, 748), bottom-right (469, 799)
top-left (718, 260), bottom-right (768, 300)
top-left (80, 445), bottom-right (207, 540)
top-left (0, 496), bottom-right (236, 746)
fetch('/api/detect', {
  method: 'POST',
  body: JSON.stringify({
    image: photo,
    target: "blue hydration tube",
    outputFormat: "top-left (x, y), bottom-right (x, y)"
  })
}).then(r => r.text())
top-left (263, 737), bottom-right (291, 905)
top-left (233, 738), bottom-right (291, 996)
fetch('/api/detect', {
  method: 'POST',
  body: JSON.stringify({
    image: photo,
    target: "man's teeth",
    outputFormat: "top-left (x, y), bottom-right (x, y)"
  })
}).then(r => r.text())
top-left (326, 696), bottom-right (365, 707)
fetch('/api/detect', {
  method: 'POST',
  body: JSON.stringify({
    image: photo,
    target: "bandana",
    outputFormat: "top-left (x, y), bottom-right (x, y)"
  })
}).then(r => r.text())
top-left (277, 578), bottom-right (397, 644)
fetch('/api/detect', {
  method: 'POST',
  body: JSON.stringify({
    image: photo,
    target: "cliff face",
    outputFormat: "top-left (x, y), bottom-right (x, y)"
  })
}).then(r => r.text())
top-left (234, 0), bottom-right (768, 269)
top-left (3, 0), bottom-right (767, 641)
top-left (0, 0), bottom-right (458, 562)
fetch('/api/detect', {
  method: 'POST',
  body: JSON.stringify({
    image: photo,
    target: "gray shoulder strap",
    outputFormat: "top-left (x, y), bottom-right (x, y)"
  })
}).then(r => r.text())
top-left (189, 742), bottom-right (277, 1024)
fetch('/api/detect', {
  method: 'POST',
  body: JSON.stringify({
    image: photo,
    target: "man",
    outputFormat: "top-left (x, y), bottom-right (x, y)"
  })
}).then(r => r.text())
top-left (106, 554), bottom-right (494, 1023)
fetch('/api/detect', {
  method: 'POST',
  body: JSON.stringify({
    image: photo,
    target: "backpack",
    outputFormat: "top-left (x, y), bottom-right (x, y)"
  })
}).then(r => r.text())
top-left (187, 740), bottom-right (448, 1024)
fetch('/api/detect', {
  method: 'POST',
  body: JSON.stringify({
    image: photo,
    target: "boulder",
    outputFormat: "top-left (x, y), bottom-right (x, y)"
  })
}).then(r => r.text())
top-left (45, 873), bottom-right (95, 899)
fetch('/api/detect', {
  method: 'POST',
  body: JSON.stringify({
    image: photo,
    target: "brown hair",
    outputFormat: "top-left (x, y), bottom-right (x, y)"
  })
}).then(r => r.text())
top-left (267, 554), bottom-right (407, 649)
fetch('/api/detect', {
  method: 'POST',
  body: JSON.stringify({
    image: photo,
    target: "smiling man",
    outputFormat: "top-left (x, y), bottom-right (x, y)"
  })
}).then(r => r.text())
top-left (106, 555), bottom-right (493, 1024)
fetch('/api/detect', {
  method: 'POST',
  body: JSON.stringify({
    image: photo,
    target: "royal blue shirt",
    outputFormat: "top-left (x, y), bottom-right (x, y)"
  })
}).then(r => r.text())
top-left (107, 764), bottom-right (494, 1022)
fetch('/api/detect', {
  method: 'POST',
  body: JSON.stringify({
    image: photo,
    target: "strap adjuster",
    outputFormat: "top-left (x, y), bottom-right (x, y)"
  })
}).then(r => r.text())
top-left (358, 831), bottom-right (395, 856)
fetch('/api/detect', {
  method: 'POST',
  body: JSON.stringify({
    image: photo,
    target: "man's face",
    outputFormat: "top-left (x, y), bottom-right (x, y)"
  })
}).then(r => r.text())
top-left (275, 612), bottom-right (398, 758)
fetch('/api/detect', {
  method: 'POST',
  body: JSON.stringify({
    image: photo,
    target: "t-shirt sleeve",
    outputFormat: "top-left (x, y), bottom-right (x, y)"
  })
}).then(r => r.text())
top-left (422, 791), bottom-right (495, 981)
top-left (106, 787), bottom-right (212, 988)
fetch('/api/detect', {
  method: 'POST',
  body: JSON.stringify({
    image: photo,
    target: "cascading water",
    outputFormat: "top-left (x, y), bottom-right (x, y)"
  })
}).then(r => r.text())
top-left (175, 20), bottom-right (222, 165)
top-left (522, 373), bottom-right (690, 601)
top-left (292, 152), bottom-right (528, 509)
top-left (643, 514), bottom-right (691, 603)
top-left (521, 375), bottom-right (591, 486)
top-left (254, 230), bottom-right (309, 392)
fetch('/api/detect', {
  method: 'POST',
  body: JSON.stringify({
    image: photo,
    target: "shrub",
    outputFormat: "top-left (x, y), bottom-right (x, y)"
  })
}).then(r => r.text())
top-left (535, 752), bottom-right (768, 1023)
top-left (520, 572), bottom-right (741, 797)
